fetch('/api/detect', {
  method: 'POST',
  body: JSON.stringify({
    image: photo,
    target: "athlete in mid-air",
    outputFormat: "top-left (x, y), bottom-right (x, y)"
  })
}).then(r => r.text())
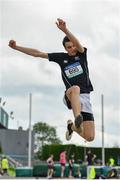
top-left (9, 18), bottom-right (95, 142)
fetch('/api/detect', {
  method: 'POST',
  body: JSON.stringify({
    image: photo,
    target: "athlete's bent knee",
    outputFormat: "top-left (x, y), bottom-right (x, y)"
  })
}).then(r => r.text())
top-left (66, 86), bottom-right (80, 101)
top-left (71, 86), bottom-right (80, 94)
top-left (85, 135), bottom-right (94, 142)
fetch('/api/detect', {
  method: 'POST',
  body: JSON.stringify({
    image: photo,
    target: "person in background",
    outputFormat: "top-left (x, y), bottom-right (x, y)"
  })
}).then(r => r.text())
top-left (108, 156), bottom-right (115, 167)
top-left (68, 154), bottom-right (75, 178)
top-left (46, 154), bottom-right (54, 179)
top-left (59, 151), bottom-right (67, 178)
top-left (1, 156), bottom-right (9, 176)
top-left (85, 150), bottom-right (96, 165)
top-left (107, 168), bottom-right (118, 179)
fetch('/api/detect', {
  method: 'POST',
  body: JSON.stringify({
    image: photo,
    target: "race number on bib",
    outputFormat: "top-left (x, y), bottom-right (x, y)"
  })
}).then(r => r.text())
top-left (64, 62), bottom-right (83, 79)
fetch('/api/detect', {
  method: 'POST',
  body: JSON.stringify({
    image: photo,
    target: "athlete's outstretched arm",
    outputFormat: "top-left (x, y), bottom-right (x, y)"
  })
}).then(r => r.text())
top-left (56, 18), bottom-right (84, 53)
top-left (8, 40), bottom-right (48, 59)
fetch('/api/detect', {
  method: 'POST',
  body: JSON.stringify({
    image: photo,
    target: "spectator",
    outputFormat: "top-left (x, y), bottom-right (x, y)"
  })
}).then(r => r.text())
top-left (108, 156), bottom-right (115, 167)
top-left (1, 156), bottom-right (9, 176)
top-left (107, 168), bottom-right (118, 179)
top-left (59, 151), bottom-right (67, 178)
top-left (68, 156), bottom-right (74, 178)
top-left (85, 150), bottom-right (96, 165)
top-left (117, 156), bottom-right (120, 166)
top-left (46, 154), bottom-right (54, 179)
top-left (71, 154), bottom-right (75, 164)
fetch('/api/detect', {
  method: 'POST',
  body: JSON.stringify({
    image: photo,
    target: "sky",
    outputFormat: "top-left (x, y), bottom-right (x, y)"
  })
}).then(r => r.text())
top-left (0, 0), bottom-right (120, 148)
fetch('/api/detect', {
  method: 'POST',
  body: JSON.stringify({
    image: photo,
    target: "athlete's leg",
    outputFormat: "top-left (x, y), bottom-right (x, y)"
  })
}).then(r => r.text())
top-left (72, 120), bottom-right (95, 142)
top-left (66, 85), bottom-right (81, 117)
top-left (65, 87), bottom-right (94, 141)
top-left (65, 86), bottom-right (83, 141)
top-left (66, 119), bottom-right (95, 142)
top-left (66, 85), bottom-right (83, 129)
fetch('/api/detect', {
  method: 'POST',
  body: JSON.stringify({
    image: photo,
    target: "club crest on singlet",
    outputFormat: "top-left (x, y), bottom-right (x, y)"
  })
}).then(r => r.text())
top-left (64, 62), bottom-right (83, 79)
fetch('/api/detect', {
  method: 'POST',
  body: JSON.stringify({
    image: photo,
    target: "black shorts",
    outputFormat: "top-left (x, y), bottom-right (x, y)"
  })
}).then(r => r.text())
top-left (64, 93), bottom-right (94, 121)
top-left (48, 165), bottom-right (54, 169)
top-left (61, 163), bottom-right (65, 166)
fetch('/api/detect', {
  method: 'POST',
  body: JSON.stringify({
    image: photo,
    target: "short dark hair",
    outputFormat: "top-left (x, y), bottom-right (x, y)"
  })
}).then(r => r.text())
top-left (62, 36), bottom-right (70, 47)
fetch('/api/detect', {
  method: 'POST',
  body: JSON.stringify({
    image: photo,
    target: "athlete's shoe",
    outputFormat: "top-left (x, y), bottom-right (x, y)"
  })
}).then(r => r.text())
top-left (65, 120), bottom-right (73, 141)
top-left (75, 114), bottom-right (83, 131)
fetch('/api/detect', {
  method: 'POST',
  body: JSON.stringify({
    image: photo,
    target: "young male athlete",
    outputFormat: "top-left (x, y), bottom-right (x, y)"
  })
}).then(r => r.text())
top-left (9, 18), bottom-right (95, 142)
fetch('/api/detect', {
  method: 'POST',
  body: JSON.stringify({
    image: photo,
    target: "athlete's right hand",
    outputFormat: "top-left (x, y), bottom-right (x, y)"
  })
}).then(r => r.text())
top-left (8, 40), bottom-right (17, 49)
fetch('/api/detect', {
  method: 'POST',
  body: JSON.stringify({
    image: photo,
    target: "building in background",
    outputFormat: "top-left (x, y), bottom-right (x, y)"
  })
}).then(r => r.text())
top-left (0, 107), bottom-right (9, 129)
top-left (0, 128), bottom-right (34, 165)
top-left (0, 105), bottom-right (34, 166)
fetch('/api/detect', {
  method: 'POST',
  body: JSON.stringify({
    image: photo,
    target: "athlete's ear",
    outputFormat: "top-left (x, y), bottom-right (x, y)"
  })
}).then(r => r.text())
top-left (64, 46), bottom-right (67, 51)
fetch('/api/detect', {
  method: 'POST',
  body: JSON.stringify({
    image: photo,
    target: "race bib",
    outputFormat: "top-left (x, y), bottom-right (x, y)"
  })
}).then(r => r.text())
top-left (64, 62), bottom-right (83, 79)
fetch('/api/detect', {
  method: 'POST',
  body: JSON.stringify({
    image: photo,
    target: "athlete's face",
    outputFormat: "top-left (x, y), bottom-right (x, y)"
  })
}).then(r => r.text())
top-left (64, 41), bottom-right (77, 56)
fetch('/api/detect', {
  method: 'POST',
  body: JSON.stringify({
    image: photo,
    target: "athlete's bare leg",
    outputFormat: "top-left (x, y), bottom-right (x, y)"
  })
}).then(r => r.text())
top-left (65, 85), bottom-right (95, 141)
top-left (71, 121), bottom-right (95, 141)
top-left (66, 85), bottom-right (81, 117)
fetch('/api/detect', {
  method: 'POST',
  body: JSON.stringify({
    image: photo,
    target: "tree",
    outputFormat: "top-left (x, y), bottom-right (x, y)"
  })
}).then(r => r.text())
top-left (33, 122), bottom-right (62, 159)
